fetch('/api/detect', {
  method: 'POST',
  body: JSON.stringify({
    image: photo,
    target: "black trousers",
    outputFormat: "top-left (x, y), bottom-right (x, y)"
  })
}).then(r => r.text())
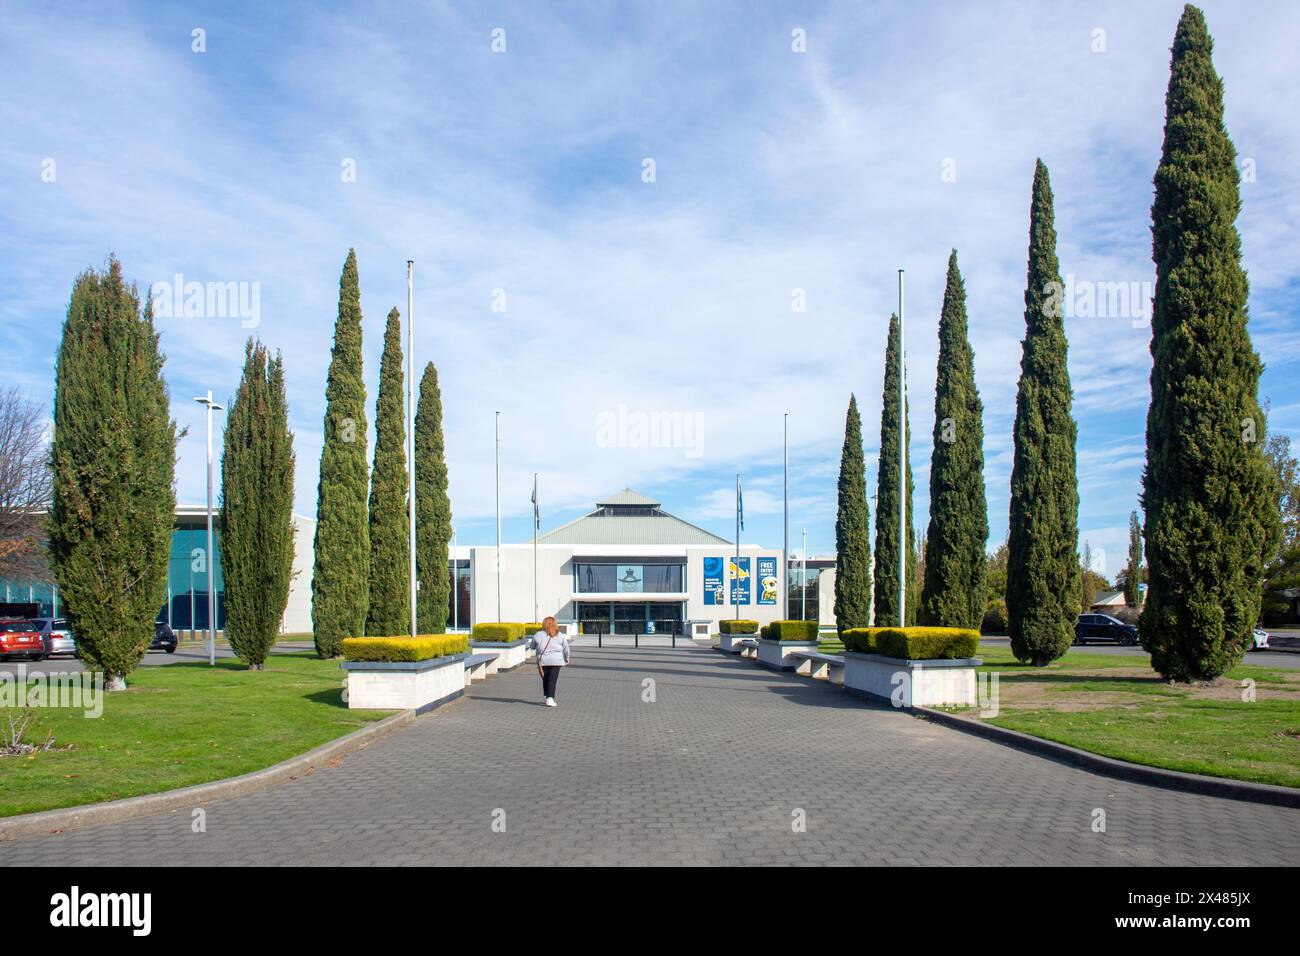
top-left (540, 665), bottom-right (561, 698)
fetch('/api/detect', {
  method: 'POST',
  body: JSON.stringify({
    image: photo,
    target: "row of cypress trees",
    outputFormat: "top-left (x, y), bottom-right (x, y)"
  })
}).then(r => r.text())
top-left (311, 250), bottom-right (454, 657)
top-left (836, 5), bottom-right (1275, 682)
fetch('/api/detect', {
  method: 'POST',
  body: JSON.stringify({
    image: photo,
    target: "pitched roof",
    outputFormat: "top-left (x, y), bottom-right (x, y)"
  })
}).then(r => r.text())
top-left (536, 489), bottom-right (729, 546)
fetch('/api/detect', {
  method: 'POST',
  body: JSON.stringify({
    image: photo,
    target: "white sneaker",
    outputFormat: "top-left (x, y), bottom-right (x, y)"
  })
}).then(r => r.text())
top-left (545, 697), bottom-right (557, 707)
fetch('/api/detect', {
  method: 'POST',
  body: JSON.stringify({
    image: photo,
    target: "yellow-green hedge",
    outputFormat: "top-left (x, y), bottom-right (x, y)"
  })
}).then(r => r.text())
top-left (873, 627), bottom-right (979, 660)
top-left (720, 619), bottom-right (759, 635)
top-left (342, 634), bottom-right (469, 662)
top-left (522, 622), bottom-right (544, 634)
top-left (768, 620), bottom-right (818, 641)
top-left (841, 627), bottom-right (891, 653)
top-left (472, 622), bottom-right (530, 642)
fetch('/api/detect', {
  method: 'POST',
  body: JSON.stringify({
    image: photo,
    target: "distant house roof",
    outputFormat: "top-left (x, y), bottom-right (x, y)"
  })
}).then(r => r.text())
top-left (1091, 590), bottom-right (1126, 607)
top-left (536, 489), bottom-right (730, 546)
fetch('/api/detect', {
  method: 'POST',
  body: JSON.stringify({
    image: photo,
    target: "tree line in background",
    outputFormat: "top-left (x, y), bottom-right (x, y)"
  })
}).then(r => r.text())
top-left (834, 5), bottom-right (1281, 681)
top-left (311, 248), bottom-right (453, 657)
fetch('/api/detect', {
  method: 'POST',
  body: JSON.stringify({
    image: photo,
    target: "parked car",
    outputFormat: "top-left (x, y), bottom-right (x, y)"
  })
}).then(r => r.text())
top-left (151, 621), bottom-right (178, 653)
top-left (1249, 627), bottom-right (1270, 651)
top-left (0, 620), bottom-right (47, 661)
top-left (1074, 613), bottom-right (1141, 646)
top-left (28, 618), bottom-right (76, 658)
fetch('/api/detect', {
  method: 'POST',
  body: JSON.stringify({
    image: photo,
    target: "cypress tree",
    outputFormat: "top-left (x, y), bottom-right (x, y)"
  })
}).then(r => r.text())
top-left (415, 361), bottom-right (453, 634)
top-left (1140, 5), bottom-right (1278, 681)
top-left (365, 307), bottom-right (411, 636)
top-left (1007, 160), bottom-right (1080, 666)
top-left (1124, 510), bottom-right (1144, 608)
top-left (220, 340), bottom-right (296, 670)
top-left (874, 313), bottom-right (917, 626)
top-left (920, 251), bottom-right (989, 629)
top-left (311, 249), bottom-right (369, 656)
top-left (834, 394), bottom-right (872, 633)
top-left (49, 258), bottom-right (177, 690)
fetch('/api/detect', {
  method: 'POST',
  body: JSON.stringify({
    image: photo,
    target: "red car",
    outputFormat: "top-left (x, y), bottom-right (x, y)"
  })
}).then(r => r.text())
top-left (0, 619), bottom-right (47, 661)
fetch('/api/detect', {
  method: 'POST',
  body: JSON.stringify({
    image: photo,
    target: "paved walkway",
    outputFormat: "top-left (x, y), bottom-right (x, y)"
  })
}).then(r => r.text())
top-left (3, 644), bottom-right (1298, 865)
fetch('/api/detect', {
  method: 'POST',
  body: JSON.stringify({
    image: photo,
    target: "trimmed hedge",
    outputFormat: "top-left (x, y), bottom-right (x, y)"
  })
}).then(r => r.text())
top-left (766, 620), bottom-right (818, 641)
top-left (841, 627), bottom-right (890, 654)
top-left (719, 619), bottom-right (759, 635)
top-left (759, 624), bottom-right (772, 639)
top-left (472, 622), bottom-right (529, 642)
top-left (873, 627), bottom-right (979, 660)
top-left (343, 634), bottom-right (469, 662)
top-left (523, 622), bottom-right (544, 633)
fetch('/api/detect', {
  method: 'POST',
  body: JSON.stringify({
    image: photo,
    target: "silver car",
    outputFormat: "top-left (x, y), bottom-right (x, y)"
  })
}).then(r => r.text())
top-left (31, 617), bottom-right (77, 657)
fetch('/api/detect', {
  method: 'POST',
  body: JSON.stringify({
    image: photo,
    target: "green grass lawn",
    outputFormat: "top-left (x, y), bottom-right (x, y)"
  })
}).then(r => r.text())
top-left (969, 641), bottom-right (1300, 788)
top-left (0, 652), bottom-right (391, 817)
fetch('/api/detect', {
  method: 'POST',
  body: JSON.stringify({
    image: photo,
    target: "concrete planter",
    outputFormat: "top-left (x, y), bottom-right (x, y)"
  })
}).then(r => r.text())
top-left (342, 653), bottom-right (468, 713)
top-left (842, 652), bottom-right (981, 708)
top-left (757, 639), bottom-right (820, 671)
top-left (470, 637), bottom-right (531, 674)
top-left (719, 631), bottom-right (758, 654)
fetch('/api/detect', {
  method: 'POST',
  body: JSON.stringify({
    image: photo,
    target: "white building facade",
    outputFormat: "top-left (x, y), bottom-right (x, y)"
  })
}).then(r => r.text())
top-left (449, 489), bottom-right (837, 635)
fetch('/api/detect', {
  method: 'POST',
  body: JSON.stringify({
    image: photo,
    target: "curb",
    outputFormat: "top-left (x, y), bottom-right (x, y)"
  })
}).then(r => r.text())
top-left (916, 706), bottom-right (1300, 809)
top-left (0, 710), bottom-right (416, 842)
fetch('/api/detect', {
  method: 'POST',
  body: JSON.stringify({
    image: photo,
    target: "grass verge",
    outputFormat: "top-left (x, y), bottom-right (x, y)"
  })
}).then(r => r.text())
top-left (0, 652), bottom-right (391, 817)
top-left (966, 642), bottom-right (1300, 788)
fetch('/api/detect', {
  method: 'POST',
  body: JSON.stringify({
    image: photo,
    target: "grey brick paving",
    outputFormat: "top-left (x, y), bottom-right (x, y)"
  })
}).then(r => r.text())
top-left (2, 643), bottom-right (1298, 866)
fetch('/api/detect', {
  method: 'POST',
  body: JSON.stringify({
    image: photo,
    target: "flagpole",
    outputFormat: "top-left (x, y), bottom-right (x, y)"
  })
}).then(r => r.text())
top-left (734, 473), bottom-right (740, 621)
top-left (495, 411), bottom-right (502, 623)
top-left (406, 260), bottom-right (417, 639)
top-left (897, 268), bottom-right (906, 628)
top-left (801, 527), bottom-right (808, 621)
top-left (533, 472), bottom-right (538, 623)
top-left (783, 412), bottom-right (788, 620)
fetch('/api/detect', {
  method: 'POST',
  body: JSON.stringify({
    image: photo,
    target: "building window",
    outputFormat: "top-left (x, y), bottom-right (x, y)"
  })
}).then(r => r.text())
top-left (446, 560), bottom-right (471, 630)
top-left (574, 562), bottom-right (683, 594)
top-left (787, 566), bottom-right (820, 621)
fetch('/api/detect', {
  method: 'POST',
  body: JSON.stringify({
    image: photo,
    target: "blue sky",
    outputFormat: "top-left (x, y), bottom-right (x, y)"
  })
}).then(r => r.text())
top-left (2, 0), bottom-right (1297, 581)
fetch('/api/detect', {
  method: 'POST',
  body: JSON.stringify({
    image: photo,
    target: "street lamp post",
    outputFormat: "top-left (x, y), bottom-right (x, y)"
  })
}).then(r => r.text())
top-left (193, 391), bottom-right (224, 667)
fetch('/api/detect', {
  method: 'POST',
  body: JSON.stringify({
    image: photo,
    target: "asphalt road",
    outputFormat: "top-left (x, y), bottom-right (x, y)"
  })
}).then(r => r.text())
top-left (979, 635), bottom-right (1300, 670)
top-left (0, 642), bottom-right (311, 677)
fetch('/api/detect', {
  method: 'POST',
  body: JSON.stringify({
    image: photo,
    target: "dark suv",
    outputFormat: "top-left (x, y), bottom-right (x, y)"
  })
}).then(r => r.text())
top-left (1074, 613), bottom-right (1140, 646)
top-left (150, 621), bottom-right (178, 653)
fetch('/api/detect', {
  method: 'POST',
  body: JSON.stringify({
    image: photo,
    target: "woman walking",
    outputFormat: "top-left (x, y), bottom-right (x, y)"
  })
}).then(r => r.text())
top-left (529, 616), bottom-right (570, 707)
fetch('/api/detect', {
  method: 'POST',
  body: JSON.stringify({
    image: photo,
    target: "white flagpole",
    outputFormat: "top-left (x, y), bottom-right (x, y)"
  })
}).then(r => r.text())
top-left (495, 411), bottom-right (502, 623)
top-left (783, 412), bottom-right (788, 621)
top-left (801, 528), bottom-right (808, 621)
top-left (734, 474), bottom-right (740, 621)
top-left (897, 269), bottom-right (907, 628)
top-left (406, 261), bottom-right (417, 639)
top-left (533, 472), bottom-right (538, 623)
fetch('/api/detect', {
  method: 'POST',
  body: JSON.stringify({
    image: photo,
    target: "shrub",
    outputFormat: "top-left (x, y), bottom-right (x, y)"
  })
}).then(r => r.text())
top-left (842, 627), bottom-right (889, 653)
top-left (767, 620), bottom-right (818, 641)
top-left (759, 624), bottom-right (772, 639)
top-left (874, 627), bottom-right (979, 660)
top-left (719, 619), bottom-right (759, 635)
top-left (981, 599), bottom-right (1008, 634)
top-left (472, 622), bottom-right (529, 642)
top-left (343, 634), bottom-right (469, 662)
top-left (522, 622), bottom-right (544, 633)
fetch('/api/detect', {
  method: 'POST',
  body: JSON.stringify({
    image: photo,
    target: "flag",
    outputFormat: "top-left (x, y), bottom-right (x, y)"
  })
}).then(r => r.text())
top-left (737, 477), bottom-right (744, 532)
top-left (531, 478), bottom-right (539, 530)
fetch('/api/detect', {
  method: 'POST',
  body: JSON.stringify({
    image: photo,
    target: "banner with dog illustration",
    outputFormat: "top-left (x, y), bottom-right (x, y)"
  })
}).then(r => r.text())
top-left (756, 556), bottom-right (778, 605)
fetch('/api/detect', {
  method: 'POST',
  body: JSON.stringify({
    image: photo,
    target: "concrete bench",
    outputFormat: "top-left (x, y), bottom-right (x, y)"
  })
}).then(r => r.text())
top-left (463, 653), bottom-right (496, 684)
top-left (736, 638), bottom-right (760, 660)
top-left (789, 649), bottom-right (845, 683)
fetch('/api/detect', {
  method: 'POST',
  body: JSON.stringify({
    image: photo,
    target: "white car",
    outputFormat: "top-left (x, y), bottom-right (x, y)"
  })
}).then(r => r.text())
top-left (1250, 628), bottom-right (1270, 651)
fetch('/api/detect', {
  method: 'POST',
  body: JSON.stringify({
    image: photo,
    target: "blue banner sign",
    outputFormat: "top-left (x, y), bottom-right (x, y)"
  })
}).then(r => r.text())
top-left (757, 557), bottom-right (777, 605)
top-left (703, 557), bottom-right (726, 605)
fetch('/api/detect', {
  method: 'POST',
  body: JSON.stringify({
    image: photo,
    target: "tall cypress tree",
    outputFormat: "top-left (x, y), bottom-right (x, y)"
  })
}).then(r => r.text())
top-left (220, 340), bottom-right (296, 669)
top-left (1124, 510), bottom-right (1144, 608)
top-left (49, 258), bottom-right (177, 690)
top-left (312, 249), bottom-right (369, 656)
top-left (834, 394), bottom-right (872, 633)
top-left (366, 307), bottom-right (411, 636)
top-left (920, 251), bottom-right (988, 629)
top-left (874, 313), bottom-right (917, 626)
top-left (1007, 160), bottom-right (1080, 666)
top-left (1140, 5), bottom-right (1278, 681)
top-left (415, 361), bottom-right (453, 633)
